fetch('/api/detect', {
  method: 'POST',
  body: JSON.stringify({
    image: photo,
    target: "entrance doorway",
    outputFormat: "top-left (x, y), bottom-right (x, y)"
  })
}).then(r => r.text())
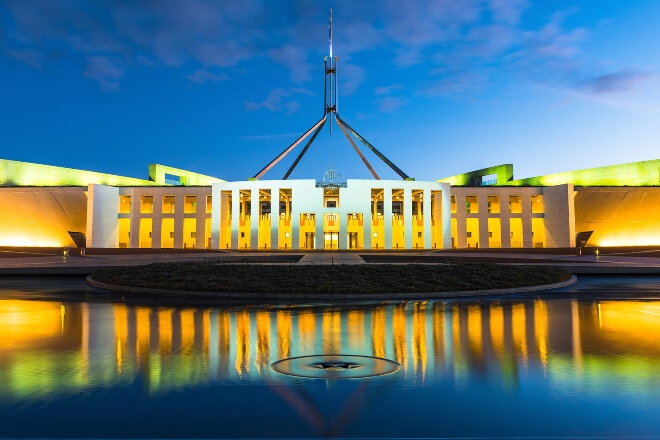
top-left (304, 232), bottom-right (316, 250)
top-left (324, 231), bottom-right (338, 249)
top-left (348, 232), bottom-right (358, 249)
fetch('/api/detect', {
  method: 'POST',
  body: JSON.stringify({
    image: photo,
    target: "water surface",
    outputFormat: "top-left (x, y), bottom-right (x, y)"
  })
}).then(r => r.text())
top-left (1, 280), bottom-right (659, 438)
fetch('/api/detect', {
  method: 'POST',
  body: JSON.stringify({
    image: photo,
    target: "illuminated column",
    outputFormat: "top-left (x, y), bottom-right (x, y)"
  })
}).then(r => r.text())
top-left (404, 187), bottom-right (412, 249)
top-left (455, 192), bottom-right (467, 248)
top-left (251, 188), bottom-right (259, 250)
top-left (130, 192), bottom-right (140, 248)
top-left (231, 188), bottom-right (240, 250)
top-left (86, 184), bottom-right (120, 248)
top-left (270, 184), bottom-right (279, 249)
top-left (384, 185), bottom-right (392, 249)
top-left (210, 184), bottom-right (221, 249)
top-left (424, 189), bottom-right (433, 249)
top-left (522, 192), bottom-right (533, 248)
top-left (479, 194), bottom-right (489, 249)
top-left (501, 192), bottom-right (511, 247)
top-left (441, 185), bottom-right (452, 249)
top-left (173, 194), bottom-right (183, 249)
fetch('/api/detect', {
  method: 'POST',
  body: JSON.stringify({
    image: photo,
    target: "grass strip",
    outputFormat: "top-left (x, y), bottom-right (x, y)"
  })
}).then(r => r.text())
top-left (91, 262), bottom-right (571, 294)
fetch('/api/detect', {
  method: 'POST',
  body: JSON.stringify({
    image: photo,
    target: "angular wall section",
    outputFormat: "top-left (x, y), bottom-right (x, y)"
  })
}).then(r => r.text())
top-left (575, 187), bottom-right (660, 246)
top-left (0, 187), bottom-right (87, 247)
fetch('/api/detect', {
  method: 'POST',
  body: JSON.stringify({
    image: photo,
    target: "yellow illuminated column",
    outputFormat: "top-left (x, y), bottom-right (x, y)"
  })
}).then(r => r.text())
top-left (235, 310), bottom-right (251, 376)
top-left (533, 300), bottom-right (549, 371)
top-left (297, 312), bottom-right (316, 353)
top-left (255, 310), bottom-right (271, 373)
top-left (392, 304), bottom-right (408, 370)
top-left (412, 302), bottom-right (428, 376)
top-left (322, 309), bottom-right (341, 353)
top-left (276, 310), bottom-right (292, 360)
top-left (347, 309), bottom-right (366, 352)
top-left (371, 306), bottom-right (387, 359)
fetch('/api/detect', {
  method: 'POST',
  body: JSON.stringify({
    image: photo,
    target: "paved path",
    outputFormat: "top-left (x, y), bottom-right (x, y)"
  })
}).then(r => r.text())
top-left (0, 248), bottom-right (658, 275)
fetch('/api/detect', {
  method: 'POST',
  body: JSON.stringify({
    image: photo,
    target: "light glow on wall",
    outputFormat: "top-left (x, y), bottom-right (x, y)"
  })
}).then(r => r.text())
top-left (598, 235), bottom-right (660, 247)
top-left (0, 234), bottom-right (66, 247)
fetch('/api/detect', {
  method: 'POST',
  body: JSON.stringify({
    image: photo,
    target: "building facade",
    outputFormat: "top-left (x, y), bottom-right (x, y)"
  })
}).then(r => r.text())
top-left (0, 158), bottom-right (658, 250)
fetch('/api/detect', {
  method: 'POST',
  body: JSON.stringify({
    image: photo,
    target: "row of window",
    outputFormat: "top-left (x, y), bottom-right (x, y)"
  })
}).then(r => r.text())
top-left (451, 195), bottom-right (544, 214)
top-left (119, 195), bottom-right (212, 214)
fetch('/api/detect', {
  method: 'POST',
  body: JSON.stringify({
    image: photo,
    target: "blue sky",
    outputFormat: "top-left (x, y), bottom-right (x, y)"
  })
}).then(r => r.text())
top-left (1, 0), bottom-right (658, 182)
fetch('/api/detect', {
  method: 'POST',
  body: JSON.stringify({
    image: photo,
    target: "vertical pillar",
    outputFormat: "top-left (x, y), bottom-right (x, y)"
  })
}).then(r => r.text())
top-left (315, 212), bottom-right (324, 250)
top-left (364, 189), bottom-right (372, 250)
top-left (442, 186), bottom-right (452, 249)
top-left (251, 189), bottom-right (259, 250)
top-left (271, 185), bottom-right (279, 250)
top-left (455, 193), bottom-right (466, 249)
top-left (384, 186), bottom-right (392, 249)
top-left (424, 189), bottom-right (433, 249)
top-left (211, 184), bottom-right (220, 249)
top-left (404, 187), bottom-right (412, 249)
top-left (479, 194), bottom-right (489, 249)
top-left (291, 188), bottom-right (300, 250)
top-left (231, 188), bottom-right (240, 250)
top-left (522, 192), bottom-right (533, 248)
top-left (130, 192), bottom-right (140, 249)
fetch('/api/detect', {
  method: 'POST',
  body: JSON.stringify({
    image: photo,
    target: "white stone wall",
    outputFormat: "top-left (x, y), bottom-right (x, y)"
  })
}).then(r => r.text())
top-left (211, 179), bottom-right (450, 250)
top-left (86, 184), bottom-right (120, 248)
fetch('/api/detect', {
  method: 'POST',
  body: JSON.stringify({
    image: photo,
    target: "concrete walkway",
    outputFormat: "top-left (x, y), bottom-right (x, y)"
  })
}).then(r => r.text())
top-left (0, 248), bottom-right (658, 275)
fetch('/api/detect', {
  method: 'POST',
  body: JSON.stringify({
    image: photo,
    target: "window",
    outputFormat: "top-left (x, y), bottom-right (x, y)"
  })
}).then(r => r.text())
top-left (119, 195), bottom-right (131, 214)
top-left (162, 195), bottom-right (175, 213)
top-left (487, 195), bottom-right (500, 214)
top-left (466, 195), bottom-right (478, 214)
top-left (140, 196), bottom-right (153, 214)
top-left (184, 195), bottom-right (197, 214)
top-left (509, 195), bottom-right (522, 214)
top-left (326, 200), bottom-right (336, 208)
top-left (531, 195), bottom-right (544, 213)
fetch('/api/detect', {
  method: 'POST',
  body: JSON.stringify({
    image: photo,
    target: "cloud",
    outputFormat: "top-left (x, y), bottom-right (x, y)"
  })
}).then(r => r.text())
top-left (83, 56), bottom-right (123, 91)
top-left (0, 0), bottom-right (651, 101)
top-left (6, 48), bottom-right (45, 69)
top-left (268, 44), bottom-right (313, 83)
top-left (374, 84), bottom-right (403, 95)
top-left (376, 96), bottom-right (404, 113)
top-left (187, 69), bottom-right (229, 84)
top-left (243, 88), bottom-right (300, 113)
top-left (577, 70), bottom-right (653, 95)
top-left (337, 62), bottom-right (364, 96)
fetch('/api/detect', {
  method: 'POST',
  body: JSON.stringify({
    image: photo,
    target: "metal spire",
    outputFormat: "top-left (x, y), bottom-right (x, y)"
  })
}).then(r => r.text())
top-left (252, 9), bottom-right (412, 181)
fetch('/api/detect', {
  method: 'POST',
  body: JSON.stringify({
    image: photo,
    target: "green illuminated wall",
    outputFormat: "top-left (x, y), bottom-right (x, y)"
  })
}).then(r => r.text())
top-left (0, 159), bottom-right (156, 187)
top-left (438, 164), bottom-right (513, 186)
top-left (439, 159), bottom-right (658, 187)
top-left (148, 164), bottom-right (224, 186)
top-left (505, 159), bottom-right (659, 187)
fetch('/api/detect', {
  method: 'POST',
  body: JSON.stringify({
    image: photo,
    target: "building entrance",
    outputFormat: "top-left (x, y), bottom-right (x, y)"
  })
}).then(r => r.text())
top-left (304, 232), bottom-right (316, 250)
top-left (348, 232), bottom-right (358, 249)
top-left (324, 231), bottom-right (339, 249)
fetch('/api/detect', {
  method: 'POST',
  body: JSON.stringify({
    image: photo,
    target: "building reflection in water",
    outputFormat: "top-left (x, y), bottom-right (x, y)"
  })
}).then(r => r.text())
top-left (1, 298), bottom-right (659, 400)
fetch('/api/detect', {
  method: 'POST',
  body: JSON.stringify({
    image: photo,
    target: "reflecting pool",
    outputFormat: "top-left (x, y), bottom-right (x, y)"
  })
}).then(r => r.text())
top-left (1, 292), bottom-right (660, 438)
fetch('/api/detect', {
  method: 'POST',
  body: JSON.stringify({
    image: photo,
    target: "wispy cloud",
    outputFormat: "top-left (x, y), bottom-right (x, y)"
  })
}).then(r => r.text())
top-left (577, 70), bottom-right (653, 95)
top-left (374, 84), bottom-right (403, 95)
top-left (0, 0), bottom-right (653, 101)
top-left (243, 88), bottom-right (300, 114)
top-left (376, 96), bottom-right (405, 113)
top-left (83, 56), bottom-right (123, 91)
top-left (187, 69), bottom-right (229, 84)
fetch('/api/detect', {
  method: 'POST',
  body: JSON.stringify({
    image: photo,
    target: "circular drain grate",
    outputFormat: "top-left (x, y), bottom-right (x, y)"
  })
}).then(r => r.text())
top-left (272, 354), bottom-right (400, 379)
